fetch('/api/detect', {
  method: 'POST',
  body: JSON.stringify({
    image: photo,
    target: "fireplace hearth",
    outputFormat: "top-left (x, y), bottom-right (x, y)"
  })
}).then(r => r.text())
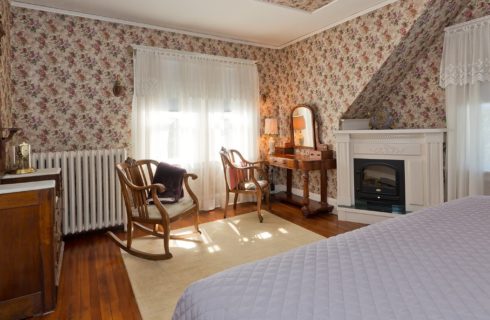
top-left (354, 159), bottom-right (405, 213)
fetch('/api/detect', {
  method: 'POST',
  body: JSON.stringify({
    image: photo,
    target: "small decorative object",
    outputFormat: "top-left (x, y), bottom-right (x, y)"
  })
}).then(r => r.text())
top-left (0, 128), bottom-right (20, 176)
top-left (264, 118), bottom-right (278, 154)
top-left (13, 142), bottom-right (35, 174)
top-left (370, 109), bottom-right (394, 129)
top-left (339, 119), bottom-right (370, 130)
top-left (112, 75), bottom-right (124, 97)
top-left (260, 93), bottom-right (268, 104)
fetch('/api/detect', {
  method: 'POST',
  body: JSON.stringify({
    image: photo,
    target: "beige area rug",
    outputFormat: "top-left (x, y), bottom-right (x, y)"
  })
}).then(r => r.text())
top-left (121, 211), bottom-right (324, 320)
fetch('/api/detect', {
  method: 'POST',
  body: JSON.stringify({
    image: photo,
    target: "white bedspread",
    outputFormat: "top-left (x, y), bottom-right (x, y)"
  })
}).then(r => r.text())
top-left (173, 196), bottom-right (490, 320)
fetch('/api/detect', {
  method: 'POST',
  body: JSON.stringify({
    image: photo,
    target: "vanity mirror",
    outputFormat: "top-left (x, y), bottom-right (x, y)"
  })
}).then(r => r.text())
top-left (267, 104), bottom-right (336, 217)
top-left (291, 105), bottom-right (315, 149)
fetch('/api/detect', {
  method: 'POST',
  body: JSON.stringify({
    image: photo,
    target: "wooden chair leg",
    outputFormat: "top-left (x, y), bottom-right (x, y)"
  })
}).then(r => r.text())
top-left (163, 223), bottom-right (171, 256)
top-left (127, 221), bottom-right (133, 249)
top-left (194, 209), bottom-right (201, 233)
top-left (257, 191), bottom-right (263, 223)
top-left (107, 229), bottom-right (173, 260)
top-left (233, 193), bottom-right (239, 209)
top-left (224, 191), bottom-right (229, 218)
top-left (267, 188), bottom-right (271, 211)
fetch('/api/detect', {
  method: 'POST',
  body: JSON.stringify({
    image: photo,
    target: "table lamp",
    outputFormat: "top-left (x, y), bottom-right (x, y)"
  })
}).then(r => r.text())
top-left (264, 118), bottom-right (278, 154)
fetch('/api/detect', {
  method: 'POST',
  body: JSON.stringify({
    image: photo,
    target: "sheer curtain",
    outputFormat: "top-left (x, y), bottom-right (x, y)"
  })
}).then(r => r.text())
top-left (440, 16), bottom-right (490, 199)
top-left (132, 46), bottom-right (260, 210)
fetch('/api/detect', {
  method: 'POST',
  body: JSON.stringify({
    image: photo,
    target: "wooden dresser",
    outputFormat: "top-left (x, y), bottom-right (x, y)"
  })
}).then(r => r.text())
top-left (1, 168), bottom-right (64, 275)
top-left (0, 172), bottom-right (64, 319)
top-left (268, 148), bottom-right (336, 217)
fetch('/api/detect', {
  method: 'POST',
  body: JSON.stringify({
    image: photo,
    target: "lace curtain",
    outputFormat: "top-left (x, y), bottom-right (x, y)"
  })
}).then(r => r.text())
top-left (440, 16), bottom-right (490, 199)
top-left (132, 46), bottom-right (260, 210)
top-left (440, 16), bottom-right (490, 88)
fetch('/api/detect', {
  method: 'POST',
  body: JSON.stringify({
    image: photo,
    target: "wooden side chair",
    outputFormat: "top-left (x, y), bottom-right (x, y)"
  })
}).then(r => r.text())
top-left (107, 158), bottom-right (200, 260)
top-left (219, 148), bottom-right (270, 222)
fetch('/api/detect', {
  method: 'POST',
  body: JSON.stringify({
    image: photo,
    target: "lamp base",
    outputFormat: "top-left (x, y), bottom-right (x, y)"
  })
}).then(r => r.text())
top-left (268, 136), bottom-right (276, 155)
top-left (16, 167), bottom-right (36, 174)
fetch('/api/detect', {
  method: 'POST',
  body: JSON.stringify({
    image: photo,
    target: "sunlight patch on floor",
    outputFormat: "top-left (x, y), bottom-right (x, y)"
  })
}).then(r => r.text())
top-left (255, 231), bottom-right (272, 240)
top-left (278, 227), bottom-right (288, 234)
top-left (207, 244), bottom-right (221, 253)
top-left (200, 230), bottom-right (211, 245)
top-left (227, 221), bottom-right (241, 236)
top-left (172, 240), bottom-right (197, 249)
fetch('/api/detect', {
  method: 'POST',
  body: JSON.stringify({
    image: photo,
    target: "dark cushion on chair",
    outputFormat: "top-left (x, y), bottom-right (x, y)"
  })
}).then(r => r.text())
top-left (151, 162), bottom-right (187, 204)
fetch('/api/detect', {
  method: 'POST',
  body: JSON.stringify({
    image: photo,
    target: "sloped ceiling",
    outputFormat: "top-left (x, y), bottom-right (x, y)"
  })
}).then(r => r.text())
top-left (343, 0), bottom-right (468, 120)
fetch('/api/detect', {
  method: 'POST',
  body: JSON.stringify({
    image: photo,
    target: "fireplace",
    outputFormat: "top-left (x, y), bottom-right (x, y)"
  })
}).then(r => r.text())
top-left (335, 129), bottom-right (445, 224)
top-left (354, 159), bottom-right (405, 213)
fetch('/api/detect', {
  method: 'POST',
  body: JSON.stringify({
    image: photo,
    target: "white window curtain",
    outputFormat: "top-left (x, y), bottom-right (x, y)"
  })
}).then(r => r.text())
top-left (440, 16), bottom-right (490, 199)
top-left (132, 46), bottom-right (260, 210)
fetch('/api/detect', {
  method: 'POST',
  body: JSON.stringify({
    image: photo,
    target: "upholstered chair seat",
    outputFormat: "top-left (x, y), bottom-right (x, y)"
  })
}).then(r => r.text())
top-left (240, 180), bottom-right (269, 190)
top-left (136, 197), bottom-right (195, 220)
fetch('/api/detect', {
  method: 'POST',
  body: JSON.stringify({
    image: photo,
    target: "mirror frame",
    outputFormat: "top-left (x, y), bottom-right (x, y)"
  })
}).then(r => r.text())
top-left (290, 104), bottom-right (316, 150)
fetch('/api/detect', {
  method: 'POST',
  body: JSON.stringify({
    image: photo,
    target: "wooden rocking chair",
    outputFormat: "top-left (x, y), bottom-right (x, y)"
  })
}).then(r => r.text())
top-left (219, 148), bottom-right (270, 222)
top-left (107, 158), bottom-right (200, 260)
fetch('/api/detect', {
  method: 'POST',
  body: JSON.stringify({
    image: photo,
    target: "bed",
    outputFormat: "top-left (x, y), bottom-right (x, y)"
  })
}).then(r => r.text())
top-left (173, 196), bottom-right (490, 320)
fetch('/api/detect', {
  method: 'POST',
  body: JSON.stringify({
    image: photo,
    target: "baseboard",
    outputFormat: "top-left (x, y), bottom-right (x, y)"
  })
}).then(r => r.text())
top-left (272, 184), bottom-right (337, 214)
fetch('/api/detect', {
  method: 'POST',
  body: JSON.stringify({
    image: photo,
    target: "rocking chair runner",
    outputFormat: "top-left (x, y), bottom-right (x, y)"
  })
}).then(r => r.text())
top-left (107, 158), bottom-right (200, 260)
top-left (219, 148), bottom-right (271, 222)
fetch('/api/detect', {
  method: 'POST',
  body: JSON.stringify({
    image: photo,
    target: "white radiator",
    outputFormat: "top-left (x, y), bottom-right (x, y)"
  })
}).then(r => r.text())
top-left (32, 149), bottom-right (127, 235)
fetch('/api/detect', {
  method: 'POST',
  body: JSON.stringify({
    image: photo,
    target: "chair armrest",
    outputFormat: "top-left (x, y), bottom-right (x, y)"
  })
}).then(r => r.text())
top-left (123, 177), bottom-right (166, 193)
top-left (242, 165), bottom-right (268, 182)
top-left (184, 173), bottom-right (198, 180)
top-left (183, 173), bottom-right (200, 208)
top-left (248, 160), bottom-right (267, 166)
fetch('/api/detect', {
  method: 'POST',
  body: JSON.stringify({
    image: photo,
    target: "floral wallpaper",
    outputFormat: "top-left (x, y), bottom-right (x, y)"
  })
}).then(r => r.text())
top-left (8, 0), bottom-right (487, 200)
top-left (10, 7), bottom-right (279, 152)
top-left (0, 0), bottom-right (12, 130)
top-left (256, 0), bottom-right (334, 12)
top-left (345, 0), bottom-right (467, 122)
top-left (382, 0), bottom-right (490, 128)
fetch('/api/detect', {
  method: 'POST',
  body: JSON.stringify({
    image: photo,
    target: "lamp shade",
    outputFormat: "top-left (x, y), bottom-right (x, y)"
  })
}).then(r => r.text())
top-left (293, 115), bottom-right (306, 130)
top-left (264, 118), bottom-right (278, 135)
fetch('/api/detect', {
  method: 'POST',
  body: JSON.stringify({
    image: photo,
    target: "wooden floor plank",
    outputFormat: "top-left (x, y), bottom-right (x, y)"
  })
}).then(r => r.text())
top-left (94, 236), bottom-right (117, 320)
top-left (79, 240), bottom-right (92, 320)
top-left (37, 200), bottom-right (365, 319)
top-left (88, 246), bottom-right (103, 320)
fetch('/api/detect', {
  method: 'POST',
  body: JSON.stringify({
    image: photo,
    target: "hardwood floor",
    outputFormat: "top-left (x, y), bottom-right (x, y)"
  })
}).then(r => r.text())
top-left (39, 200), bottom-right (365, 320)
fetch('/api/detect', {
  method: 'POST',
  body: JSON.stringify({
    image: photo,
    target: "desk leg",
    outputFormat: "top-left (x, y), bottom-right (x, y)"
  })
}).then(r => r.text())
top-left (320, 165), bottom-right (327, 204)
top-left (301, 171), bottom-right (311, 216)
top-left (320, 165), bottom-right (334, 214)
top-left (286, 169), bottom-right (292, 196)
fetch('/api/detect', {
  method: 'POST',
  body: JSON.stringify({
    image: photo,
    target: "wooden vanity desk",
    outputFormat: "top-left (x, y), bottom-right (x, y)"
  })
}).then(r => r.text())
top-left (268, 149), bottom-right (336, 216)
top-left (268, 104), bottom-right (336, 217)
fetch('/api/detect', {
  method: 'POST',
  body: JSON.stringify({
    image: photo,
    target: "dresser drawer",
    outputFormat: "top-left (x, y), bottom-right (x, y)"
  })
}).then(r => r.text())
top-left (269, 157), bottom-right (297, 169)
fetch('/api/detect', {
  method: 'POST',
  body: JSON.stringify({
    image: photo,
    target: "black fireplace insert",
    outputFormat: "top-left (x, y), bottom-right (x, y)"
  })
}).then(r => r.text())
top-left (354, 159), bottom-right (405, 213)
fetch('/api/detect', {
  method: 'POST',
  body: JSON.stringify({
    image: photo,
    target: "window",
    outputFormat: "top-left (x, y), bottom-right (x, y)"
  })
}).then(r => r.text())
top-left (132, 47), bottom-right (259, 209)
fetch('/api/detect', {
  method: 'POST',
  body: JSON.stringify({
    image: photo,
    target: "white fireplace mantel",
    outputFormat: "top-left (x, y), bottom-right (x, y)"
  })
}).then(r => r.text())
top-left (334, 128), bottom-right (446, 224)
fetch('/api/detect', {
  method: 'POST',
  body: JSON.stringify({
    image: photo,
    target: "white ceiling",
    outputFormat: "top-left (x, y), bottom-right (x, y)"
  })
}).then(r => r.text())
top-left (12, 0), bottom-right (399, 48)
top-left (255, 0), bottom-right (336, 13)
